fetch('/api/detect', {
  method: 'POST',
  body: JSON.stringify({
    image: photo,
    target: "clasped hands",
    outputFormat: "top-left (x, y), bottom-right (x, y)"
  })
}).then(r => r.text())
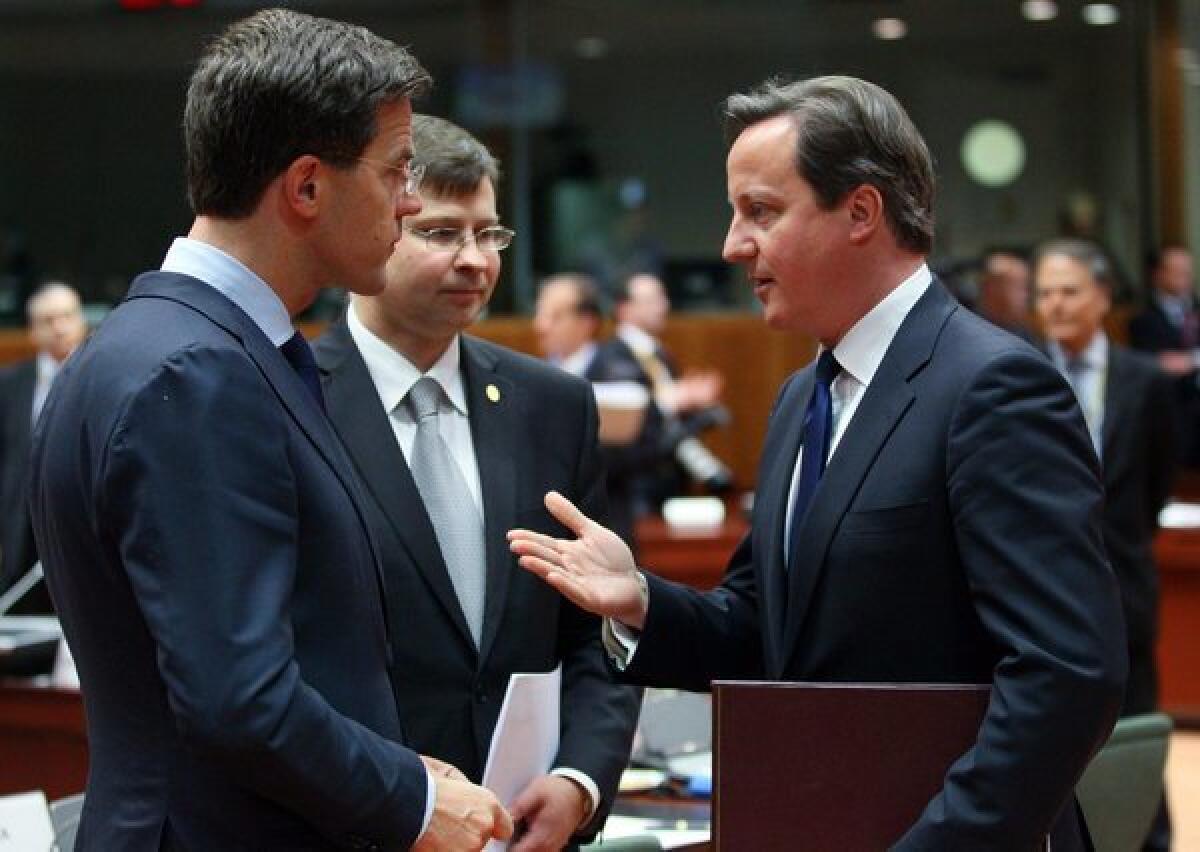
top-left (414, 756), bottom-right (590, 852)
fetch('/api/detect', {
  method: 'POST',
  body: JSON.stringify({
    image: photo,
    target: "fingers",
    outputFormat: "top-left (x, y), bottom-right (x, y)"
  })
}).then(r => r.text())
top-left (492, 800), bottom-right (515, 841)
top-left (543, 490), bottom-right (591, 534)
top-left (419, 755), bottom-right (467, 781)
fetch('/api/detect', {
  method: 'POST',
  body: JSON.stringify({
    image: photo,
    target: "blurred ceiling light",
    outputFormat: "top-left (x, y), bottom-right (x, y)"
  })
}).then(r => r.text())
top-left (1082, 3), bottom-right (1120, 26)
top-left (1021, 1), bottom-right (1058, 21)
top-left (574, 36), bottom-right (609, 59)
top-left (872, 17), bottom-right (908, 40)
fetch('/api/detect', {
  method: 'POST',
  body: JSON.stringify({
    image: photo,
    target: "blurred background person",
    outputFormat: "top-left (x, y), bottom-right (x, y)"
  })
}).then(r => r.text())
top-left (533, 272), bottom-right (604, 376)
top-left (0, 281), bottom-right (87, 614)
top-left (590, 273), bottom-right (732, 522)
top-left (976, 249), bottom-right (1034, 341)
top-left (1035, 239), bottom-right (1175, 852)
top-left (1129, 245), bottom-right (1200, 468)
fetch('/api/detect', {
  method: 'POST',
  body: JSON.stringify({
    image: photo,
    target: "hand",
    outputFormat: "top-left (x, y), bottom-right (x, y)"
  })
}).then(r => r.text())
top-left (420, 755), bottom-right (468, 782)
top-left (509, 775), bottom-right (590, 851)
top-left (508, 491), bottom-right (647, 629)
top-left (671, 370), bottom-right (724, 412)
top-left (412, 776), bottom-right (513, 852)
top-left (1158, 350), bottom-right (1195, 376)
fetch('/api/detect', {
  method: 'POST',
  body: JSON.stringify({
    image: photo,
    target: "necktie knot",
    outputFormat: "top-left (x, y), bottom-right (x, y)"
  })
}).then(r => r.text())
top-left (406, 376), bottom-right (443, 422)
top-left (279, 332), bottom-right (325, 413)
top-left (814, 349), bottom-right (841, 386)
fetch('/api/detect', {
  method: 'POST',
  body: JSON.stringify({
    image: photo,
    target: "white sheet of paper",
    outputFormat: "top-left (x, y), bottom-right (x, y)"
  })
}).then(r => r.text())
top-left (0, 791), bottom-right (54, 852)
top-left (481, 665), bottom-right (562, 852)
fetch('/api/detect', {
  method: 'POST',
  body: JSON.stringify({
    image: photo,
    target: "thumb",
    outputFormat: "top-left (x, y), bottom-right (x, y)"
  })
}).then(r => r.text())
top-left (543, 490), bottom-right (591, 535)
top-left (492, 804), bottom-right (515, 841)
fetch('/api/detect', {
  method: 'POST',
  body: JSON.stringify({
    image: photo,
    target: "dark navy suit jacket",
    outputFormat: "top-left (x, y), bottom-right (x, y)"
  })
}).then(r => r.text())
top-left (621, 281), bottom-right (1127, 850)
top-left (30, 272), bottom-right (427, 851)
top-left (315, 321), bottom-right (640, 842)
top-left (0, 359), bottom-right (49, 610)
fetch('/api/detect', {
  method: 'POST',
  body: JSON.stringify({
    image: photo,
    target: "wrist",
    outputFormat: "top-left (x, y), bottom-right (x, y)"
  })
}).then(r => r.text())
top-left (619, 570), bottom-right (649, 630)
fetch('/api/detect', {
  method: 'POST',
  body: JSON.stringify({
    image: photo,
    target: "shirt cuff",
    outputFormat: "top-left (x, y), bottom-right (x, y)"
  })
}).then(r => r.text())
top-left (549, 767), bottom-right (601, 828)
top-left (601, 572), bottom-right (647, 671)
top-left (415, 765), bottom-right (436, 842)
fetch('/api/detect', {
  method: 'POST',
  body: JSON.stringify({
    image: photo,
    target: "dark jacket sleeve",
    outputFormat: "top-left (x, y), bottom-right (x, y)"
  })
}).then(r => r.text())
top-left (897, 350), bottom-right (1127, 850)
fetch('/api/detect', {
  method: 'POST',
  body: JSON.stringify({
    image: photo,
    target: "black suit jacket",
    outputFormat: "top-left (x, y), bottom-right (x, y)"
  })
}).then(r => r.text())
top-left (30, 272), bottom-right (428, 851)
top-left (622, 281), bottom-right (1126, 850)
top-left (0, 359), bottom-right (50, 611)
top-left (1097, 344), bottom-right (1176, 712)
top-left (314, 320), bottom-right (639, 840)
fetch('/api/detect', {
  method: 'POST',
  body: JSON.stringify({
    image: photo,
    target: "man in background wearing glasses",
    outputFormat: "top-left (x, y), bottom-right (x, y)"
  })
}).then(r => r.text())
top-left (315, 115), bottom-right (640, 852)
top-left (29, 11), bottom-right (510, 851)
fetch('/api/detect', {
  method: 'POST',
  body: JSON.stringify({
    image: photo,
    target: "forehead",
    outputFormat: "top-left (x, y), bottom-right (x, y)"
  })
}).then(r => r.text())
top-left (1036, 254), bottom-right (1096, 288)
top-left (412, 177), bottom-right (497, 219)
top-left (369, 98), bottom-right (414, 154)
top-left (29, 288), bottom-right (80, 316)
top-left (727, 114), bottom-right (799, 186)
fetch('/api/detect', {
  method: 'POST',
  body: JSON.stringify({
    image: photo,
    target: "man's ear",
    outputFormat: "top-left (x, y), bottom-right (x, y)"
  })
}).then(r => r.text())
top-left (281, 155), bottom-right (324, 221)
top-left (846, 184), bottom-right (884, 245)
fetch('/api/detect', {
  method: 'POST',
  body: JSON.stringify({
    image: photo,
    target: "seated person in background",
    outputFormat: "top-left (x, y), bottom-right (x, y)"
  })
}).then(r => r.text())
top-left (315, 115), bottom-right (639, 851)
top-left (589, 273), bottom-right (732, 525)
top-left (1035, 238), bottom-right (1175, 852)
top-left (1129, 245), bottom-right (1200, 466)
top-left (533, 272), bottom-right (604, 377)
top-left (976, 249), bottom-right (1034, 341)
top-left (0, 281), bottom-right (87, 614)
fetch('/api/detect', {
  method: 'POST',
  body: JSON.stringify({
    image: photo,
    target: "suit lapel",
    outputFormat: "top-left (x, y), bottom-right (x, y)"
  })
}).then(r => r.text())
top-left (781, 282), bottom-right (954, 671)
top-left (755, 372), bottom-right (810, 675)
top-left (1100, 346), bottom-right (1128, 465)
top-left (125, 273), bottom-right (390, 614)
top-left (315, 319), bottom-right (478, 648)
top-left (461, 337), bottom-right (519, 663)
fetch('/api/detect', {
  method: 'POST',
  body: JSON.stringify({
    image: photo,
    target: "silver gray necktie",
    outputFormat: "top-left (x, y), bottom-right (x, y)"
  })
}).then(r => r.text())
top-left (405, 377), bottom-right (485, 646)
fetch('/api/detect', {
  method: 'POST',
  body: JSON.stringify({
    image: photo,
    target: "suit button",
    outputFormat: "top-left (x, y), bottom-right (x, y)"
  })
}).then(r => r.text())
top-left (475, 689), bottom-right (488, 704)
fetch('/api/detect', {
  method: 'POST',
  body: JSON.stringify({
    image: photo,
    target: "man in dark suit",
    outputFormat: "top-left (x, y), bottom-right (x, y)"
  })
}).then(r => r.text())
top-left (29, 11), bottom-right (510, 851)
top-left (511, 75), bottom-right (1126, 850)
top-left (1129, 245), bottom-right (1199, 465)
top-left (314, 115), bottom-right (639, 852)
top-left (1035, 238), bottom-right (1176, 850)
top-left (0, 281), bottom-right (87, 613)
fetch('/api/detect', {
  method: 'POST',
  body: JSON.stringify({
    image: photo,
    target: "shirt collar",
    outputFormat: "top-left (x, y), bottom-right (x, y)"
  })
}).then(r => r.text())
top-left (1048, 331), bottom-right (1109, 372)
top-left (557, 341), bottom-right (597, 377)
top-left (160, 237), bottom-right (295, 347)
top-left (616, 322), bottom-right (659, 357)
top-left (35, 352), bottom-right (59, 384)
top-left (829, 263), bottom-right (932, 387)
top-left (347, 301), bottom-right (467, 416)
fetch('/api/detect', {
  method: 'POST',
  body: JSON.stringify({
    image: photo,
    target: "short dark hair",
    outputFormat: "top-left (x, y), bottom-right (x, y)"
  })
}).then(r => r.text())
top-left (412, 114), bottom-right (500, 198)
top-left (185, 8), bottom-right (432, 218)
top-left (723, 75), bottom-right (935, 254)
top-left (1035, 238), bottom-right (1113, 289)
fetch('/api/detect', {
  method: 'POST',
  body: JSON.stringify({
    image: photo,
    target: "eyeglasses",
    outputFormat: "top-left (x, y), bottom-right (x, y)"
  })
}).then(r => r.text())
top-left (355, 157), bottom-right (426, 197)
top-left (406, 225), bottom-right (516, 253)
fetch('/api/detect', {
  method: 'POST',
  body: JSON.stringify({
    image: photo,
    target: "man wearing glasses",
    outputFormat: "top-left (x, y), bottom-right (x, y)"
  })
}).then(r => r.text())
top-left (316, 114), bottom-right (640, 852)
top-left (29, 11), bottom-right (510, 851)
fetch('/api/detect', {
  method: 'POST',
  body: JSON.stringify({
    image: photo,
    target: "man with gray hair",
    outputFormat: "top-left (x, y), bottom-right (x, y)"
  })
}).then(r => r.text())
top-left (30, 10), bottom-right (510, 850)
top-left (0, 281), bottom-right (87, 613)
top-left (511, 75), bottom-right (1126, 849)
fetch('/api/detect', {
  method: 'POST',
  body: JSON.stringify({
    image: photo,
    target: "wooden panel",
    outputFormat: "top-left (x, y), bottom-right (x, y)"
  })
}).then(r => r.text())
top-left (0, 683), bottom-right (87, 799)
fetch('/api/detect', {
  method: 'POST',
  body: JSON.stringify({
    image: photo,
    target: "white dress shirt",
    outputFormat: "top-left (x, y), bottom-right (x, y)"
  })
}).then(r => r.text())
top-left (556, 341), bottom-right (598, 378)
top-left (1046, 332), bottom-right (1108, 458)
top-left (348, 302), bottom-right (602, 823)
top-left (32, 352), bottom-right (60, 425)
top-left (161, 238), bottom-right (437, 836)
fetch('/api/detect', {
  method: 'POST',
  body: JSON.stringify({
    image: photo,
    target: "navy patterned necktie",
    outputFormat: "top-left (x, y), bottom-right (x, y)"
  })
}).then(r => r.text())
top-left (280, 331), bottom-right (326, 414)
top-left (787, 349), bottom-right (841, 569)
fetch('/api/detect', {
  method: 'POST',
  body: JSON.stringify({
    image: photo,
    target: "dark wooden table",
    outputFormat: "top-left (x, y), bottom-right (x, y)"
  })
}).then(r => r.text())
top-left (0, 681), bottom-right (87, 798)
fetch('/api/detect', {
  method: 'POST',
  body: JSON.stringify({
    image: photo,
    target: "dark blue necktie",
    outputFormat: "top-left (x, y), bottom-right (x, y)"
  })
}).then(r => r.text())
top-left (787, 349), bottom-right (840, 568)
top-left (280, 331), bottom-right (326, 414)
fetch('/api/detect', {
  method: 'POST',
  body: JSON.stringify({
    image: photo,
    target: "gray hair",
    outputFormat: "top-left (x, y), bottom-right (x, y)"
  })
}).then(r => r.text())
top-left (412, 114), bottom-right (500, 198)
top-left (1034, 239), bottom-right (1113, 288)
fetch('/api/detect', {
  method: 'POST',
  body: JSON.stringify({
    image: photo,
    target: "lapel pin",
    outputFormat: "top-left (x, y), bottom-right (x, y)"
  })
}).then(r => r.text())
top-left (486, 384), bottom-right (501, 403)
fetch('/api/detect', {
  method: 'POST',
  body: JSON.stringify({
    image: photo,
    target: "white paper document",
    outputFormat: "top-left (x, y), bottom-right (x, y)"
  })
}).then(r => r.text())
top-left (0, 791), bottom-right (54, 852)
top-left (481, 666), bottom-right (562, 852)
